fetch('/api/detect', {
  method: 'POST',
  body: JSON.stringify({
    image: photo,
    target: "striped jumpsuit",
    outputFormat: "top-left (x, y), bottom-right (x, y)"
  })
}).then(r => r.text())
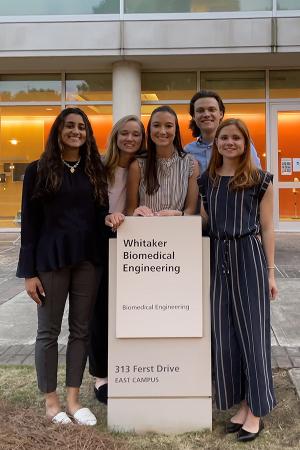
top-left (198, 170), bottom-right (276, 417)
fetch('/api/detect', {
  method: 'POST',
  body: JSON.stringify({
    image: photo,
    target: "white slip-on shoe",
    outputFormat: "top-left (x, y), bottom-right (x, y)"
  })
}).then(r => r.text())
top-left (51, 411), bottom-right (72, 425)
top-left (71, 407), bottom-right (97, 426)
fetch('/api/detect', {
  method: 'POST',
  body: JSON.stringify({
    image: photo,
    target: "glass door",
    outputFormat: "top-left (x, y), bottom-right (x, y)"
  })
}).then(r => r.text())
top-left (270, 104), bottom-right (300, 231)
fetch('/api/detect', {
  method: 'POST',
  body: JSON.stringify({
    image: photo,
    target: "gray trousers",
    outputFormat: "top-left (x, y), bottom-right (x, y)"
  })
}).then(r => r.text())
top-left (36, 261), bottom-right (101, 393)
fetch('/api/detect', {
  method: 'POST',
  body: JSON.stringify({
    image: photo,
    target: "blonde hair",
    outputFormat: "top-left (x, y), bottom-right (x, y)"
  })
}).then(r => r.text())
top-left (104, 115), bottom-right (145, 184)
top-left (208, 118), bottom-right (260, 190)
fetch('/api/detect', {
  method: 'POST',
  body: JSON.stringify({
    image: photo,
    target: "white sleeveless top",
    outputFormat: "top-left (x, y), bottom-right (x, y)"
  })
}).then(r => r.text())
top-left (108, 166), bottom-right (128, 213)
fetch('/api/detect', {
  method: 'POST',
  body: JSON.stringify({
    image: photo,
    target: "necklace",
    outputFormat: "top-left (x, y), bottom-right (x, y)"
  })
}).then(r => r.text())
top-left (158, 151), bottom-right (177, 176)
top-left (62, 157), bottom-right (81, 173)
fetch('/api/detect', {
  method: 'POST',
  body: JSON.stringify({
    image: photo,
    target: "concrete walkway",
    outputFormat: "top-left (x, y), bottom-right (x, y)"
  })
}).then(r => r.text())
top-left (0, 232), bottom-right (299, 398)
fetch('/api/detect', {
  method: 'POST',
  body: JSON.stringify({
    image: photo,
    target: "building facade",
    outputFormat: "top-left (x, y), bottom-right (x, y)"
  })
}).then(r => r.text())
top-left (0, 0), bottom-right (300, 231)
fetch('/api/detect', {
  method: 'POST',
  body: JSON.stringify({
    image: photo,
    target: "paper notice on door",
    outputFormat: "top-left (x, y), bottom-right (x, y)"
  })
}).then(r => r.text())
top-left (293, 158), bottom-right (300, 172)
top-left (281, 158), bottom-right (292, 175)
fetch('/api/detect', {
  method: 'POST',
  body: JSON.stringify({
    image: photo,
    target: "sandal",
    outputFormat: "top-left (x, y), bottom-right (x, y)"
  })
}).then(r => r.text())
top-left (51, 411), bottom-right (72, 425)
top-left (71, 407), bottom-right (97, 426)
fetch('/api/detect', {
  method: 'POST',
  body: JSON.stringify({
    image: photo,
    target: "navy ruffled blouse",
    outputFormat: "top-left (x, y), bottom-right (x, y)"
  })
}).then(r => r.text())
top-left (16, 160), bottom-right (108, 278)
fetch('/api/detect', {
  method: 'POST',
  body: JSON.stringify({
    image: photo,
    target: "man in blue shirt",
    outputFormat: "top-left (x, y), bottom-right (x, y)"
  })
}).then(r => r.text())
top-left (185, 90), bottom-right (261, 173)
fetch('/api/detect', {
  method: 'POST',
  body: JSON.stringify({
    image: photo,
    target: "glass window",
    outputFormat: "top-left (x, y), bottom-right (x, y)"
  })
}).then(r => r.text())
top-left (270, 70), bottom-right (300, 98)
top-left (66, 74), bottom-right (112, 102)
top-left (141, 73), bottom-right (197, 101)
top-left (141, 104), bottom-right (193, 147)
top-left (200, 71), bottom-right (265, 99)
top-left (279, 189), bottom-right (300, 222)
top-left (0, 75), bottom-right (61, 102)
top-left (225, 103), bottom-right (266, 169)
top-left (125, 0), bottom-right (272, 13)
top-left (66, 104), bottom-right (113, 153)
top-left (0, 104), bottom-right (113, 228)
top-left (277, 111), bottom-right (300, 182)
top-left (0, 0), bottom-right (119, 15)
top-left (277, 0), bottom-right (300, 10)
top-left (0, 106), bottom-right (61, 228)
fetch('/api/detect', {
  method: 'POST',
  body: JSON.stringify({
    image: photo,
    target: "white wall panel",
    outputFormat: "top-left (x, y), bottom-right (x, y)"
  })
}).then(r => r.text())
top-left (0, 21), bottom-right (120, 52)
top-left (124, 19), bottom-right (272, 53)
top-left (0, 17), bottom-right (300, 61)
top-left (277, 18), bottom-right (300, 48)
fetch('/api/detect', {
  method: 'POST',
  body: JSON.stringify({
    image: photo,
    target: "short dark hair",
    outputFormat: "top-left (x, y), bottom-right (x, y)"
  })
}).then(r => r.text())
top-left (189, 90), bottom-right (225, 137)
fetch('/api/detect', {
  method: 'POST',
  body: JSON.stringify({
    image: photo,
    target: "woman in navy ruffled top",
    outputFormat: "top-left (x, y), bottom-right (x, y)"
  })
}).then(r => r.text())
top-left (17, 107), bottom-right (114, 426)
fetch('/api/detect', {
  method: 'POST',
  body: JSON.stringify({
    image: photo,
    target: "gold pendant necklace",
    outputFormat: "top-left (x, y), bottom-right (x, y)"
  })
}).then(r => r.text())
top-left (63, 157), bottom-right (81, 173)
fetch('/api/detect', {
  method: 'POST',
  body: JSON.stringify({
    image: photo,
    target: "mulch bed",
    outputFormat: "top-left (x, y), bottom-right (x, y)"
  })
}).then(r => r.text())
top-left (0, 399), bottom-right (126, 450)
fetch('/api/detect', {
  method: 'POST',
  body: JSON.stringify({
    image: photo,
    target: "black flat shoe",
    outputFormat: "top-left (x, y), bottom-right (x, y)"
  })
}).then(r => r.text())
top-left (237, 419), bottom-right (264, 442)
top-left (225, 421), bottom-right (243, 433)
top-left (94, 383), bottom-right (108, 405)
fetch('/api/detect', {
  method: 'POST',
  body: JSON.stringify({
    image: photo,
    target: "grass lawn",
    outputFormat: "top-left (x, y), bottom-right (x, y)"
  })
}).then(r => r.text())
top-left (0, 366), bottom-right (299, 450)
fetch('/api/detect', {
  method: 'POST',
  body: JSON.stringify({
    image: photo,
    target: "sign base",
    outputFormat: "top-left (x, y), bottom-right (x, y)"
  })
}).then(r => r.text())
top-left (108, 398), bottom-right (212, 434)
top-left (108, 223), bottom-right (211, 434)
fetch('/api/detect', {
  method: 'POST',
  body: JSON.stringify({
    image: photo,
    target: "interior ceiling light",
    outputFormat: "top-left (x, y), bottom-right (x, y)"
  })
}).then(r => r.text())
top-left (9, 139), bottom-right (19, 145)
top-left (141, 93), bottom-right (159, 101)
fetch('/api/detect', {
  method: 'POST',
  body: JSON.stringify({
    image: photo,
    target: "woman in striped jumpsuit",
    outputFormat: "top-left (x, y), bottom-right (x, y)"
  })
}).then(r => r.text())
top-left (199, 118), bottom-right (277, 442)
top-left (126, 105), bottom-right (199, 217)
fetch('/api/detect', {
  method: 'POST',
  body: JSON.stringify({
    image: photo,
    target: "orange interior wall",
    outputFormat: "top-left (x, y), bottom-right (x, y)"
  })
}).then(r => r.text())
top-left (278, 113), bottom-right (300, 182)
top-left (278, 112), bottom-right (300, 219)
top-left (1, 108), bottom-right (299, 225)
top-left (89, 116), bottom-right (113, 153)
top-left (0, 118), bottom-right (46, 221)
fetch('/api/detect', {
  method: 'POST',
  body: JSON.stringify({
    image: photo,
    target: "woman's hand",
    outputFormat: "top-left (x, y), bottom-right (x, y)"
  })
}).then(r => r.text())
top-left (133, 206), bottom-right (154, 217)
top-left (268, 271), bottom-right (278, 301)
top-left (156, 209), bottom-right (183, 216)
top-left (25, 277), bottom-right (45, 305)
top-left (105, 212), bottom-right (125, 231)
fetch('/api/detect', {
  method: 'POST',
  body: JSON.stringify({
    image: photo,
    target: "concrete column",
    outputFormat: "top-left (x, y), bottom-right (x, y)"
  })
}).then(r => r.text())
top-left (112, 61), bottom-right (141, 123)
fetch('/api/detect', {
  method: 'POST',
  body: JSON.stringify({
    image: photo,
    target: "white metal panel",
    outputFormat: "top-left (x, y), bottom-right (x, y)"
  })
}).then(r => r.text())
top-left (0, 21), bottom-right (121, 52)
top-left (124, 18), bottom-right (272, 51)
top-left (277, 18), bottom-right (300, 46)
top-left (0, 16), bottom-right (300, 58)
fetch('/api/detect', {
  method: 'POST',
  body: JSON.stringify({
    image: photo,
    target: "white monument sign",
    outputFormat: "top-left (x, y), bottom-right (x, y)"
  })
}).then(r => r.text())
top-left (116, 216), bottom-right (203, 338)
top-left (108, 217), bottom-right (212, 433)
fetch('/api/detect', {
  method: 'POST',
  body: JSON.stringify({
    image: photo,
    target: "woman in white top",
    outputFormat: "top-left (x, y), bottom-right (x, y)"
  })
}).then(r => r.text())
top-left (89, 115), bottom-right (146, 403)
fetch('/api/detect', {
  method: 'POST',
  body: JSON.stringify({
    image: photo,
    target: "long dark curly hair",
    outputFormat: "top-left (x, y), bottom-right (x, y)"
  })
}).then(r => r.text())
top-left (34, 107), bottom-right (108, 206)
top-left (145, 105), bottom-right (185, 195)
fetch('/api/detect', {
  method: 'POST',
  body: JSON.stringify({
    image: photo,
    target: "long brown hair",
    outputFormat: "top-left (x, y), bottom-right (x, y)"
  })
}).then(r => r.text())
top-left (208, 118), bottom-right (260, 190)
top-left (104, 115), bottom-right (146, 184)
top-left (145, 105), bottom-right (185, 195)
top-left (34, 107), bottom-right (108, 206)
